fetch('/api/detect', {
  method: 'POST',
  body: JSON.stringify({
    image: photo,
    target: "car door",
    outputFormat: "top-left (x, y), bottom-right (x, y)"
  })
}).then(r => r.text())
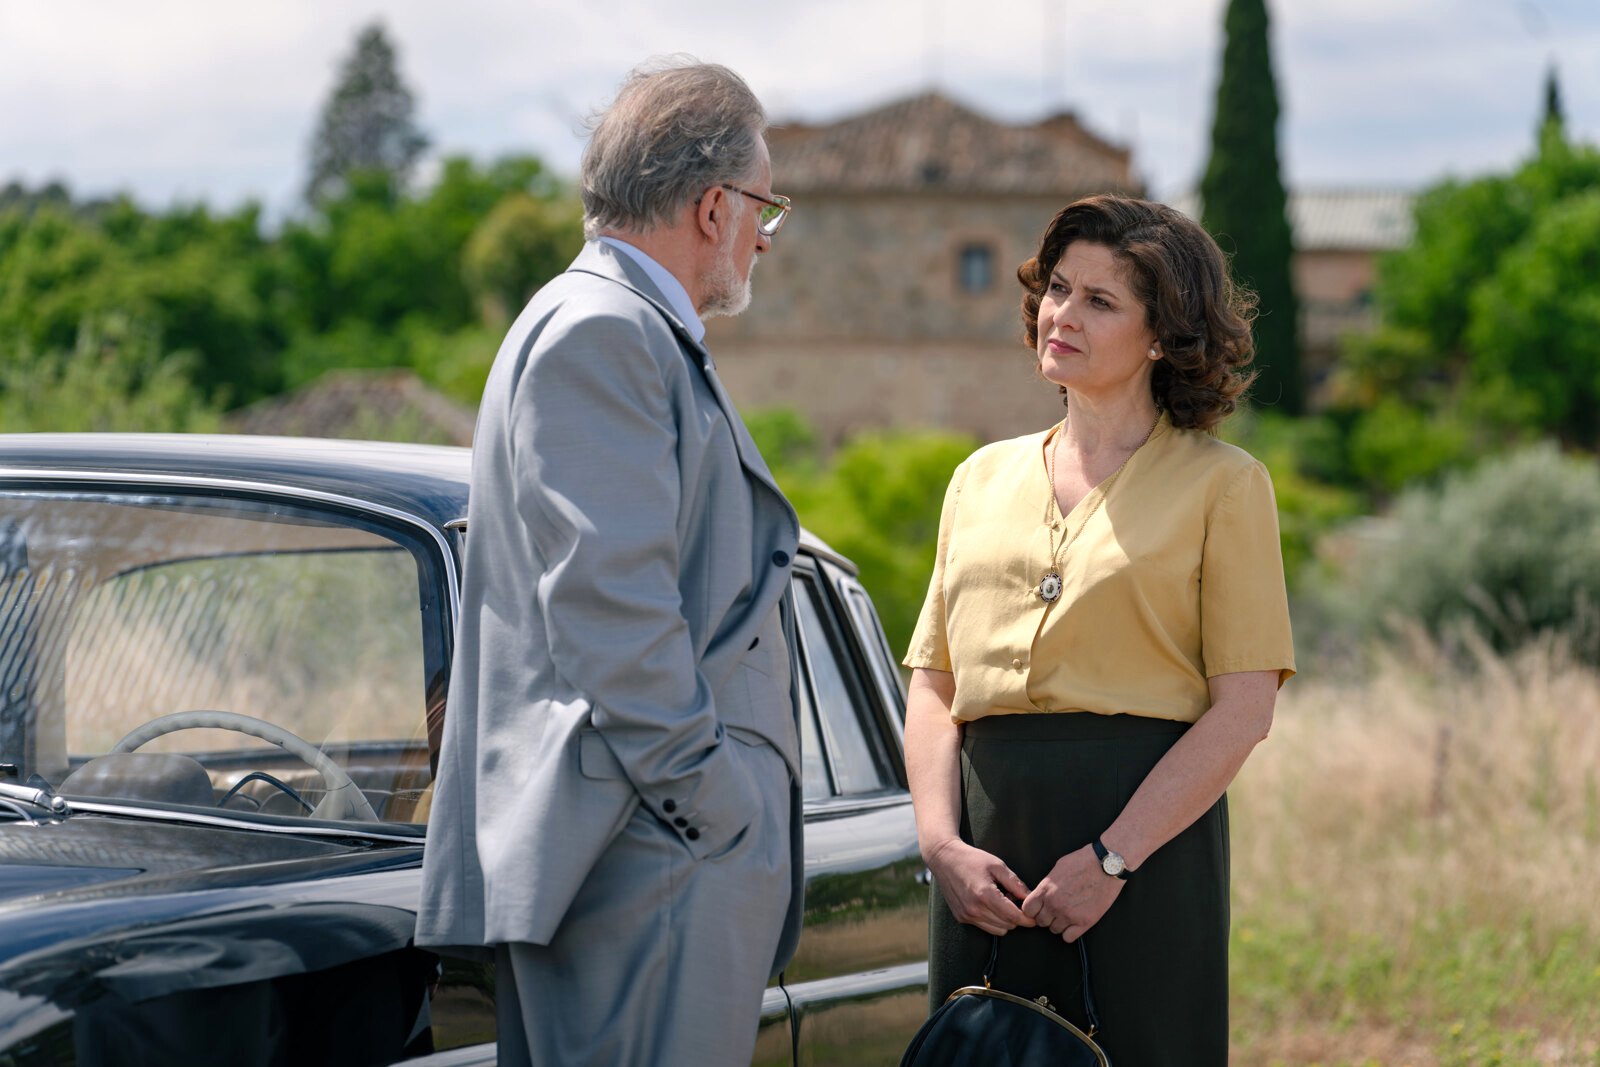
top-left (773, 556), bottom-right (927, 1066)
top-left (416, 552), bottom-right (930, 1067)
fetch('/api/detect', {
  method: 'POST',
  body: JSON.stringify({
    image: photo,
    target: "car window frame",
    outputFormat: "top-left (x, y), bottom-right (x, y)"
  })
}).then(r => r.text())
top-left (791, 555), bottom-right (909, 814)
top-left (0, 471), bottom-right (459, 832)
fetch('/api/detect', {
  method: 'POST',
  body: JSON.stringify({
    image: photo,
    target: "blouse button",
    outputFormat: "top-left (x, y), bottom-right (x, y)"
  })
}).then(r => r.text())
top-left (1011, 658), bottom-right (1023, 670)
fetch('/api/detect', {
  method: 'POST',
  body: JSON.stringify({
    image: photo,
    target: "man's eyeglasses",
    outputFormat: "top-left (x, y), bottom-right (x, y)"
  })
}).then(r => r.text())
top-left (718, 184), bottom-right (792, 236)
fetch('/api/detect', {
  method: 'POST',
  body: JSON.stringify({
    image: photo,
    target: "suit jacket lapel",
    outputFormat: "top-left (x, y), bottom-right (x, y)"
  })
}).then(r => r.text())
top-left (564, 244), bottom-right (791, 506)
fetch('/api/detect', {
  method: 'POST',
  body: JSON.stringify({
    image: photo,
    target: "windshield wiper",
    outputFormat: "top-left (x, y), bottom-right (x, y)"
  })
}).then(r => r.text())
top-left (0, 780), bottom-right (72, 821)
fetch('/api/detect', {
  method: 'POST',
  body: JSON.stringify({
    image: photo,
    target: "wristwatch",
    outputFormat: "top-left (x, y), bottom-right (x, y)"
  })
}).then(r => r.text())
top-left (1092, 837), bottom-right (1129, 880)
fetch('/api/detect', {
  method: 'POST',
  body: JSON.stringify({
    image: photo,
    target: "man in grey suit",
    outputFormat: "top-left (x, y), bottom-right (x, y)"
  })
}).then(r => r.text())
top-left (416, 60), bottom-right (803, 1065)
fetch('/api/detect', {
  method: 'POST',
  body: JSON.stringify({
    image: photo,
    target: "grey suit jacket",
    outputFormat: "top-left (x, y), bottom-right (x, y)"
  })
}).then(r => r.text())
top-left (416, 242), bottom-right (804, 975)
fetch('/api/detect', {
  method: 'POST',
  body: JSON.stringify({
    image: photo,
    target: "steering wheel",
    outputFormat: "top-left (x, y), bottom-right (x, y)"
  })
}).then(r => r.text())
top-left (111, 710), bottom-right (378, 822)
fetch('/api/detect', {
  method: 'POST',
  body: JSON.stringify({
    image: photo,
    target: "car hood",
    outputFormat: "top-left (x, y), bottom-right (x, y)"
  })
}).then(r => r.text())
top-left (0, 811), bottom-right (425, 1031)
top-left (0, 811), bottom-right (359, 900)
top-left (0, 811), bottom-right (422, 957)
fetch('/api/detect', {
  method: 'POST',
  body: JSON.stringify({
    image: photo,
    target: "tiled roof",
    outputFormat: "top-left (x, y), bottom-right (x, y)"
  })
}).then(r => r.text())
top-left (227, 369), bottom-right (477, 446)
top-left (1171, 188), bottom-right (1416, 250)
top-left (768, 91), bottom-right (1136, 195)
top-left (1290, 189), bottom-right (1415, 250)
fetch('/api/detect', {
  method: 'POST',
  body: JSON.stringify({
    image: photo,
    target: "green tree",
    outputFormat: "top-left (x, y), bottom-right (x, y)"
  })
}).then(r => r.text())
top-left (305, 22), bottom-right (429, 205)
top-left (1540, 63), bottom-right (1565, 153)
top-left (1200, 0), bottom-right (1301, 413)
top-left (1339, 131), bottom-right (1600, 450)
top-left (1465, 190), bottom-right (1600, 445)
top-left (0, 314), bottom-right (220, 432)
top-left (0, 199), bottom-right (285, 404)
top-left (283, 156), bottom-right (569, 338)
top-left (463, 192), bottom-right (584, 323)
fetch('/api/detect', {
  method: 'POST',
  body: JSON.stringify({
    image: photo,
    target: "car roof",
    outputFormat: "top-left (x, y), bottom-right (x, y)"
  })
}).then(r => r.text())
top-left (0, 433), bottom-right (853, 572)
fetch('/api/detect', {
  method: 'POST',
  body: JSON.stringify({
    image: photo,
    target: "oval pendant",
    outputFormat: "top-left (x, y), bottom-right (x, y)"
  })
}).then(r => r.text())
top-left (1038, 571), bottom-right (1063, 602)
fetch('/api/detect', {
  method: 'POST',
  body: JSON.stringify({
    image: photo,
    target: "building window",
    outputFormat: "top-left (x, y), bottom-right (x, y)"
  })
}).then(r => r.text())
top-left (958, 244), bottom-right (994, 293)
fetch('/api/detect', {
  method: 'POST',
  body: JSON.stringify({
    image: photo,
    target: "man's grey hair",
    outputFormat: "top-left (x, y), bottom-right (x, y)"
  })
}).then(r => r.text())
top-left (581, 58), bottom-right (767, 239)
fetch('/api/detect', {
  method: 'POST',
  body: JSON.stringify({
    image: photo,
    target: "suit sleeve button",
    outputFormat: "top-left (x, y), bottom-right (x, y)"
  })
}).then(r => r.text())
top-left (686, 827), bottom-right (701, 841)
top-left (674, 816), bottom-right (688, 828)
top-left (771, 550), bottom-right (790, 567)
top-left (1012, 658), bottom-right (1023, 670)
top-left (662, 799), bottom-right (677, 814)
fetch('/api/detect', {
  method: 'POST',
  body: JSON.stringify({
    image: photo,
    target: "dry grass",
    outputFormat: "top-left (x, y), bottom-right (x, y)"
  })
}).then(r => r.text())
top-left (1230, 634), bottom-right (1600, 1065)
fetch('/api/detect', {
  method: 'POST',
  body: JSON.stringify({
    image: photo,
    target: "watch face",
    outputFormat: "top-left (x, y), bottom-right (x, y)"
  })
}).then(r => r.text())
top-left (1102, 851), bottom-right (1126, 877)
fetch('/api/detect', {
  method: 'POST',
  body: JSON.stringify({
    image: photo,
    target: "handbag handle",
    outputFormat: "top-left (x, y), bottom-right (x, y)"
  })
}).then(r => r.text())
top-left (982, 935), bottom-right (1103, 1038)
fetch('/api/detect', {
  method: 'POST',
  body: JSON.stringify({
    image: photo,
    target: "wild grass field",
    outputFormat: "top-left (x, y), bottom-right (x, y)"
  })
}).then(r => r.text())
top-left (1229, 635), bottom-right (1600, 1065)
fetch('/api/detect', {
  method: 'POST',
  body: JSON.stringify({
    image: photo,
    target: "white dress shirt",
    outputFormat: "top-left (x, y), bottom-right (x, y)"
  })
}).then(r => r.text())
top-left (598, 236), bottom-right (706, 345)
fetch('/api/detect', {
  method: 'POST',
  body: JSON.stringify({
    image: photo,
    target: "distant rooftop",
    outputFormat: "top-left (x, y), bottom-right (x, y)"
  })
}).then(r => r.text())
top-left (769, 91), bottom-right (1137, 196)
top-left (1171, 189), bottom-right (1416, 250)
top-left (227, 369), bottom-right (477, 446)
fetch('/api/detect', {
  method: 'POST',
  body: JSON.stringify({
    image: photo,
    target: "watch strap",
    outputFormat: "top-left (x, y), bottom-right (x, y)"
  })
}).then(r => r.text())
top-left (1092, 837), bottom-right (1129, 879)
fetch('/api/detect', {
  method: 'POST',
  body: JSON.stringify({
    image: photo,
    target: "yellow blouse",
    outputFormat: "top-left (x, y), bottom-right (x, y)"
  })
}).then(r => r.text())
top-left (904, 414), bottom-right (1295, 724)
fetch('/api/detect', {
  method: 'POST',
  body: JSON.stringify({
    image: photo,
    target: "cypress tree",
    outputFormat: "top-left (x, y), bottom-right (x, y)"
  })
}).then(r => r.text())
top-left (305, 23), bottom-right (429, 205)
top-left (1539, 63), bottom-right (1565, 155)
top-left (1200, 0), bottom-right (1302, 412)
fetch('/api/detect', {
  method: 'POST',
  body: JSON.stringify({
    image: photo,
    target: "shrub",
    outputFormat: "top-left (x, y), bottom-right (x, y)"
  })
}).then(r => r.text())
top-left (746, 408), bottom-right (976, 661)
top-left (0, 314), bottom-right (221, 433)
top-left (1336, 443), bottom-right (1600, 660)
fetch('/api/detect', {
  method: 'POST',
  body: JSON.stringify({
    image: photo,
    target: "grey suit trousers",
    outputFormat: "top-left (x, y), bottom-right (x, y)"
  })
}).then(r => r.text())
top-left (493, 737), bottom-right (792, 1067)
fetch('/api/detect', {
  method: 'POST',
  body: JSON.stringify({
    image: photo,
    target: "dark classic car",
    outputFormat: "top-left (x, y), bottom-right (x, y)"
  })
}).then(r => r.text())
top-left (0, 434), bottom-right (928, 1067)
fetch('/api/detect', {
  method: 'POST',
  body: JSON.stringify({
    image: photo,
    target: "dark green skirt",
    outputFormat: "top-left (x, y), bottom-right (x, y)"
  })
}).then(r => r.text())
top-left (929, 712), bottom-right (1230, 1066)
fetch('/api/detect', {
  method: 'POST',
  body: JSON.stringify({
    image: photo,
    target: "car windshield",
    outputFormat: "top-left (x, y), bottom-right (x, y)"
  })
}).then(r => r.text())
top-left (0, 488), bottom-right (445, 830)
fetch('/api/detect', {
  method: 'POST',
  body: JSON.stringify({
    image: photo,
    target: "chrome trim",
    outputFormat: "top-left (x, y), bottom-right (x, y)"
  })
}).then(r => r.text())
top-left (0, 782), bottom-right (70, 817)
top-left (803, 793), bottom-right (912, 818)
top-left (443, 517), bottom-right (468, 532)
top-left (782, 961), bottom-right (928, 1009)
top-left (760, 984), bottom-right (789, 1021)
top-left (0, 467), bottom-right (462, 620)
top-left (797, 528), bottom-right (856, 574)
top-left (59, 798), bottom-right (426, 845)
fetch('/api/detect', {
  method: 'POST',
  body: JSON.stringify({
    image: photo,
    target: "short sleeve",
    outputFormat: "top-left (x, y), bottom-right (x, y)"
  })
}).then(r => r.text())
top-left (903, 462), bottom-right (966, 672)
top-left (1200, 461), bottom-right (1297, 685)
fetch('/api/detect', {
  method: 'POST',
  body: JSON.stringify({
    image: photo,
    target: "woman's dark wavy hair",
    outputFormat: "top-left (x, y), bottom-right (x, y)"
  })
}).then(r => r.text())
top-left (1018, 194), bottom-right (1258, 432)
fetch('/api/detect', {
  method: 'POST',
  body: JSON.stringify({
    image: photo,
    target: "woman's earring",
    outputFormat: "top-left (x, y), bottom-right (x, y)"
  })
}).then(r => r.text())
top-left (1148, 345), bottom-right (1161, 360)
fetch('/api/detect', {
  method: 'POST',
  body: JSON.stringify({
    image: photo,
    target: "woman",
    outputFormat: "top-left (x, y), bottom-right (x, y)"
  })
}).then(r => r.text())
top-left (903, 194), bottom-right (1295, 1064)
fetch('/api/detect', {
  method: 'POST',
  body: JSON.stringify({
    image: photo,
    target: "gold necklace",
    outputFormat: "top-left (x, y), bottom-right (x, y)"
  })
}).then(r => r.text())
top-left (1037, 411), bottom-right (1162, 603)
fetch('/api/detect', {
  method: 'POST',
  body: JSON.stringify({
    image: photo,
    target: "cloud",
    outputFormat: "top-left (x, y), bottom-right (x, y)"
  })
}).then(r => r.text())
top-left (0, 0), bottom-right (1595, 214)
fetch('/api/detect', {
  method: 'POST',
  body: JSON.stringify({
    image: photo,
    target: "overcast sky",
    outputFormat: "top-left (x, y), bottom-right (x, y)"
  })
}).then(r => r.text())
top-left (2, 0), bottom-right (1594, 218)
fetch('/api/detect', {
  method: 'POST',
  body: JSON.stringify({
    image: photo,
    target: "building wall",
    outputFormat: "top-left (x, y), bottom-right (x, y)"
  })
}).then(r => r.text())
top-left (1296, 248), bottom-right (1381, 397)
top-left (1296, 247), bottom-right (1377, 307)
top-left (715, 338), bottom-right (1066, 445)
top-left (710, 192), bottom-right (1090, 442)
top-left (710, 193), bottom-right (1075, 345)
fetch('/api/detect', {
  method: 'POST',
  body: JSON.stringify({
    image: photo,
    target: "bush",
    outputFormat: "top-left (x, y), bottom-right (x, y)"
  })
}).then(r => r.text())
top-left (0, 314), bottom-right (221, 433)
top-left (746, 409), bottom-right (976, 661)
top-left (1334, 443), bottom-right (1600, 660)
top-left (1345, 398), bottom-right (1477, 496)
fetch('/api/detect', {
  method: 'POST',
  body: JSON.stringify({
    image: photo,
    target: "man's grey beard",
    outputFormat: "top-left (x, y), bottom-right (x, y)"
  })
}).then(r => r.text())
top-left (700, 208), bottom-right (755, 320)
top-left (700, 259), bottom-right (753, 319)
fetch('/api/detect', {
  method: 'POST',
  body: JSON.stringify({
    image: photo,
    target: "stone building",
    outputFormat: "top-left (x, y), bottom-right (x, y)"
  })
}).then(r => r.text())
top-left (1172, 188), bottom-right (1415, 404)
top-left (1285, 189), bottom-right (1414, 398)
top-left (708, 92), bottom-right (1141, 444)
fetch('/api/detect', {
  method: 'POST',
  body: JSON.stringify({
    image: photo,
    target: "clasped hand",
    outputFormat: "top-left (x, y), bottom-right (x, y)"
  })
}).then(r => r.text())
top-left (927, 840), bottom-right (1123, 942)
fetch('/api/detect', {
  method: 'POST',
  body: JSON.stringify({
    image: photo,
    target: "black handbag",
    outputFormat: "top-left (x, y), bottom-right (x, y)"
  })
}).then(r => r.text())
top-left (900, 936), bottom-right (1110, 1066)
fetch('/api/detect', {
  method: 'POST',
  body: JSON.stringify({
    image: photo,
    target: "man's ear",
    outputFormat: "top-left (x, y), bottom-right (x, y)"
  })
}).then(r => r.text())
top-left (695, 185), bottom-right (728, 242)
